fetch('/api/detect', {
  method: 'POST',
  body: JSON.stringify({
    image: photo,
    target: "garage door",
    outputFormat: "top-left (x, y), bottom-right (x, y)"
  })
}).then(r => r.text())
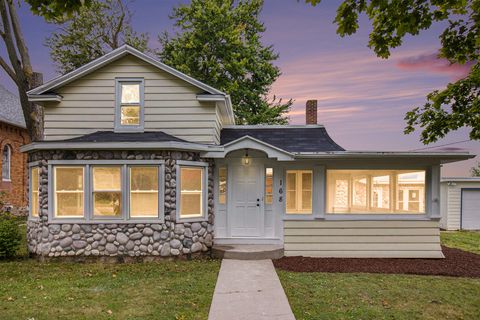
top-left (461, 189), bottom-right (480, 230)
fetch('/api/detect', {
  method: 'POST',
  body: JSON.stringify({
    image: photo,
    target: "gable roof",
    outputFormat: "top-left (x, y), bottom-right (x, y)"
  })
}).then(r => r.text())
top-left (0, 85), bottom-right (25, 128)
top-left (220, 125), bottom-right (345, 153)
top-left (28, 45), bottom-right (226, 96)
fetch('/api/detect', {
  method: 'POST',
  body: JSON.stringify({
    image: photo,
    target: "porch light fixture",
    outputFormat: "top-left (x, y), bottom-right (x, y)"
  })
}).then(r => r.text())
top-left (242, 149), bottom-right (251, 166)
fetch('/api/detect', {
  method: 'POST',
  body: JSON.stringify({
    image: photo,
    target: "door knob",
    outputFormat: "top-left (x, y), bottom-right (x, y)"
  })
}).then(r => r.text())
top-left (257, 198), bottom-right (260, 201)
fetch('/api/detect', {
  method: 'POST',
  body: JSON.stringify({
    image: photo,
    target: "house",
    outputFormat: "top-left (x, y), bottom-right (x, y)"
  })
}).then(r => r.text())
top-left (440, 177), bottom-right (480, 230)
top-left (22, 45), bottom-right (474, 259)
top-left (0, 85), bottom-right (30, 214)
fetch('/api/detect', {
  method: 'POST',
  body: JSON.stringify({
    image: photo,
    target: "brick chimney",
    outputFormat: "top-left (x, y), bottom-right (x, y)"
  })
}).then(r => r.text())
top-left (306, 100), bottom-right (317, 125)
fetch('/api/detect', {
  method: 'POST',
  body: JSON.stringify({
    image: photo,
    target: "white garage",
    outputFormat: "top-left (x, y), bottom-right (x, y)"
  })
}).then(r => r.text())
top-left (440, 178), bottom-right (480, 230)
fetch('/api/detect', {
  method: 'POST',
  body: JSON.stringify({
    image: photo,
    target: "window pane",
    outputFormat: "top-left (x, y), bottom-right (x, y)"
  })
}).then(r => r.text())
top-left (54, 167), bottom-right (84, 217)
top-left (397, 171), bottom-right (425, 213)
top-left (31, 167), bottom-right (39, 217)
top-left (93, 167), bottom-right (122, 217)
top-left (130, 167), bottom-right (158, 218)
top-left (371, 175), bottom-right (390, 210)
top-left (121, 84), bottom-right (140, 103)
top-left (352, 176), bottom-right (367, 208)
top-left (265, 168), bottom-right (273, 204)
top-left (327, 170), bottom-right (425, 214)
top-left (180, 167), bottom-right (203, 218)
top-left (219, 167), bottom-right (227, 205)
top-left (2, 145), bottom-right (10, 180)
top-left (121, 106), bottom-right (140, 125)
top-left (286, 172), bottom-right (297, 212)
top-left (286, 170), bottom-right (312, 214)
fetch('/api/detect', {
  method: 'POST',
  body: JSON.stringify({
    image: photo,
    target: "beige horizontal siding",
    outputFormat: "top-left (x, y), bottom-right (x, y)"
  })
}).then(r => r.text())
top-left (284, 220), bottom-right (443, 258)
top-left (44, 55), bottom-right (222, 144)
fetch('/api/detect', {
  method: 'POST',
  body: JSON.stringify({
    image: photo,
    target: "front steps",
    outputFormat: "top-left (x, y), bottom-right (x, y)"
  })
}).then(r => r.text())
top-left (212, 244), bottom-right (284, 260)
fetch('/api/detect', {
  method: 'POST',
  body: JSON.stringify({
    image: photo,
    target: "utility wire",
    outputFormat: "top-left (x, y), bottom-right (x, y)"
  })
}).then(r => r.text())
top-left (410, 139), bottom-right (473, 151)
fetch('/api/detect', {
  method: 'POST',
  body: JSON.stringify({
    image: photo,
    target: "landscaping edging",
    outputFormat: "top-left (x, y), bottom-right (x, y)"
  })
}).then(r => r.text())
top-left (274, 246), bottom-right (480, 278)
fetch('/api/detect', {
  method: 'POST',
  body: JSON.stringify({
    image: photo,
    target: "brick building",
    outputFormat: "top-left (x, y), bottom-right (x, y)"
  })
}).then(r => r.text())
top-left (0, 85), bottom-right (30, 214)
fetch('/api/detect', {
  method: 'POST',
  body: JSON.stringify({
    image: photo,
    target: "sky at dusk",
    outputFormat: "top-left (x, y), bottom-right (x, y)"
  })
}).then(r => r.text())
top-left (1, 0), bottom-right (478, 176)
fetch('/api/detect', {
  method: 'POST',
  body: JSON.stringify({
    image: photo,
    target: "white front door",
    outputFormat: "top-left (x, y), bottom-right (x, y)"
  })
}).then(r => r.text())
top-left (230, 163), bottom-right (264, 237)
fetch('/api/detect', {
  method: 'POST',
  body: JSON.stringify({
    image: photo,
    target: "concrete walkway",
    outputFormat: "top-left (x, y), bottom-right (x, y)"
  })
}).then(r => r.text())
top-left (208, 259), bottom-right (295, 320)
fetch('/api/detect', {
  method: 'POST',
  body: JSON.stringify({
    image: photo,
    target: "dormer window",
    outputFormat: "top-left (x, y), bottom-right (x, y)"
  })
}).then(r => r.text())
top-left (115, 79), bottom-right (144, 131)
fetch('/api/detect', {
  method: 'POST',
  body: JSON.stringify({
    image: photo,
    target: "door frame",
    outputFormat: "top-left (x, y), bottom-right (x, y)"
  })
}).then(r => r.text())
top-left (227, 158), bottom-right (265, 238)
top-left (227, 158), bottom-right (265, 239)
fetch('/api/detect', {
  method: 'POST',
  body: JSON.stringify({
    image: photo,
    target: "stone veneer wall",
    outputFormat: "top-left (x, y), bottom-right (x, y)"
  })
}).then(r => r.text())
top-left (26, 150), bottom-right (214, 259)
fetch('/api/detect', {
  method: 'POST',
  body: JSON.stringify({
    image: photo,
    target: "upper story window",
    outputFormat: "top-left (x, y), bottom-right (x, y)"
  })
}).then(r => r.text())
top-left (2, 144), bottom-right (11, 181)
top-left (326, 169), bottom-right (426, 214)
top-left (115, 79), bottom-right (144, 131)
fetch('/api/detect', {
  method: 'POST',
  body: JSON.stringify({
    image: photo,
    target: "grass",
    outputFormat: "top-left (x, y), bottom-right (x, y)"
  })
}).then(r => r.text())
top-left (441, 231), bottom-right (480, 254)
top-left (278, 231), bottom-right (480, 320)
top-left (278, 271), bottom-right (480, 320)
top-left (0, 219), bottom-right (220, 320)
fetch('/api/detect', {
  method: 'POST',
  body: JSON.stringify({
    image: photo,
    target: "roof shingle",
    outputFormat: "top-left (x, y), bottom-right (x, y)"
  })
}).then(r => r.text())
top-left (220, 126), bottom-right (345, 153)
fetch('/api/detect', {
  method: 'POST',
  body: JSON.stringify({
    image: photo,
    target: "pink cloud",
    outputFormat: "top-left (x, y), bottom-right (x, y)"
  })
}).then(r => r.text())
top-left (396, 53), bottom-right (473, 80)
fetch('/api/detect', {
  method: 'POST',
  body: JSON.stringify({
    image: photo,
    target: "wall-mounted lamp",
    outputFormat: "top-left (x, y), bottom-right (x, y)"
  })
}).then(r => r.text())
top-left (242, 148), bottom-right (251, 166)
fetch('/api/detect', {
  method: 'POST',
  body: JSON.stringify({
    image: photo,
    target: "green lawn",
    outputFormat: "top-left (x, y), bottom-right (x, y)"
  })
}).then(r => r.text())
top-left (0, 219), bottom-right (220, 320)
top-left (278, 231), bottom-right (480, 320)
top-left (441, 231), bottom-right (480, 254)
top-left (278, 271), bottom-right (480, 320)
top-left (0, 259), bottom-right (220, 319)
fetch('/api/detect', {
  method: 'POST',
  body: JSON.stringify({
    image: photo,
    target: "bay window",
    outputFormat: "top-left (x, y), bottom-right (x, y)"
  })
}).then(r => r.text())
top-left (54, 167), bottom-right (84, 218)
top-left (286, 170), bottom-right (312, 214)
top-left (92, 166), bottom-right (122, 217)
top-left (326, 170), bottom-right (426, 214)
top-left (129, 166), bottom-right (159, 218)
top-left (177, 162), bottom-right (208, 221)
top-left (30, 167), bottom-right (40, 217)
top-left (49, 162), bottom-right (164, 221)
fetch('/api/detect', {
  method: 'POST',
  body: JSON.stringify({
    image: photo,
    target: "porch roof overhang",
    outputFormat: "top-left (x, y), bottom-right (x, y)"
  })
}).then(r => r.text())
top-left (20, 140), bottom-right (223, 153)
top-left (293, 151), bottom-right (475, 164)
top-left (201, 135), bottom-right (295, 161)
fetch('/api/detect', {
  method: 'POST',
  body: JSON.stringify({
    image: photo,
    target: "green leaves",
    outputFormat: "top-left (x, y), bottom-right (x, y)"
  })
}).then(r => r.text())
top-left (305, 0), bottom-right (479, 143)
top-left (405, 63), bottom-right (480, 144)
top-left (159, 0), bottom-right (291, 124)
top-left (25, 0), bottom-right (92, 22)
top-left (46, 0), bottom-right (149, 74)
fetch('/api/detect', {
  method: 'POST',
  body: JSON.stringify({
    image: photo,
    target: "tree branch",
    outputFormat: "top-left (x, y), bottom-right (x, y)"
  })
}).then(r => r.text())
top-left (0, 54), bottom-right (18, 85)
top-left (7, 0), bottom-right (33, 77)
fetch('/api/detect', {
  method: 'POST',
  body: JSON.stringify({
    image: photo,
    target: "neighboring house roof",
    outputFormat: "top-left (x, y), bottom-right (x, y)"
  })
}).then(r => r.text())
top-left (220, 125), bottom-right (345, 153)
top-left (65, 131), bottom-right (188, 143)
top-left (0, 85), bottom-right (25, 128)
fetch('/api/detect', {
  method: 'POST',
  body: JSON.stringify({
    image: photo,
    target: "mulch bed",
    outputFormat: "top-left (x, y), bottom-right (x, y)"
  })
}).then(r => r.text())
top-left (273, 246), bottom-right (480, 278)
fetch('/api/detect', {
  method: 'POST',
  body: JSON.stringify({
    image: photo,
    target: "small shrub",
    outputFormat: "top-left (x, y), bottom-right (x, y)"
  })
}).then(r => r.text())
top-left (0, 213), bottom-right (21, 258)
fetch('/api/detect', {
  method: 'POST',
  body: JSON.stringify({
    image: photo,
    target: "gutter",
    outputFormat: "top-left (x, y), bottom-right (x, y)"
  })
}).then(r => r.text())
top-left (20, 141), bottom-right (224, 153)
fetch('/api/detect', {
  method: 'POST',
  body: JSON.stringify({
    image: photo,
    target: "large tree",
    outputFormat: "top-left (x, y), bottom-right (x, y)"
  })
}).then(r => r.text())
top-left (306, 0), bottom-right (479, 144)
top-left (159, 0), bottom-right (292, 125)
top-left (0, 0), bottom-right (43, 140)
top-left (46, 0), bottom-right (149, 74)
top-left (26, 0), bottom-right (92, 21)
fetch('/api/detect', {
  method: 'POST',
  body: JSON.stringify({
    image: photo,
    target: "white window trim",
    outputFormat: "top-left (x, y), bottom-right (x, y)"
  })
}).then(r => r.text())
top-left (28, 161), bottom-right (41, 219)
top-left (114, 78), bottom-right (145, 132)
top-left (2, 144), bottom-right (11, 181)
top-left (176, 160), bottom-right (209, 223)
top-left (285, 169), bottom-right (313, 216)
top-left (315, 166), bottom-right (437, 221)
top-left (47, 160), bottom-right (165, 223)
